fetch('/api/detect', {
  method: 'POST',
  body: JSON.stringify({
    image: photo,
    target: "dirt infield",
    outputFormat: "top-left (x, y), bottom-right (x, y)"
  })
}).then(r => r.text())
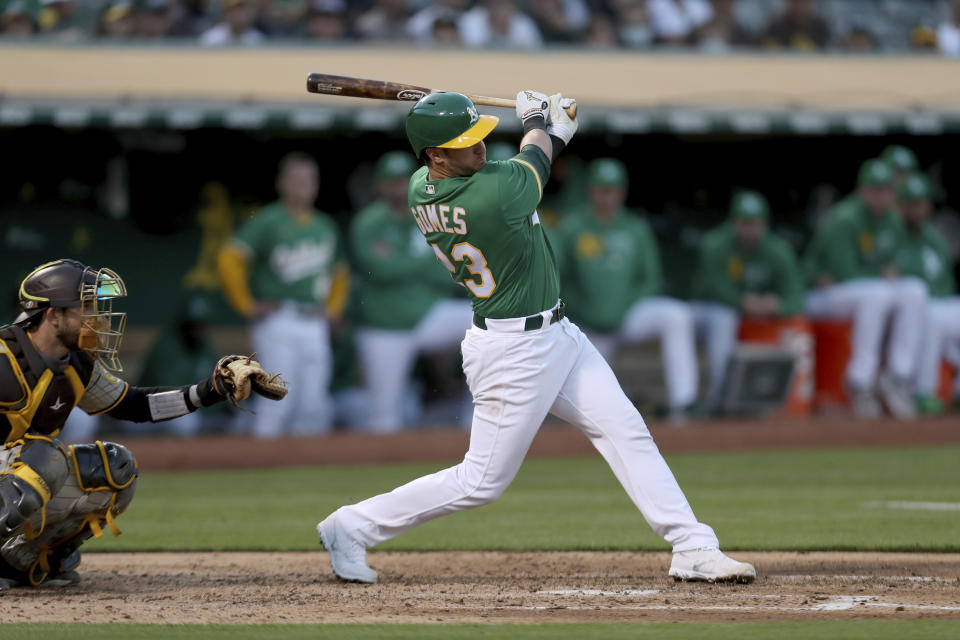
top-left (5, 419), bottom-right (953, 625)
top-left (4, 551), bottom-right (960, 624)
top-left (118, 416), bottom-right (960, 472)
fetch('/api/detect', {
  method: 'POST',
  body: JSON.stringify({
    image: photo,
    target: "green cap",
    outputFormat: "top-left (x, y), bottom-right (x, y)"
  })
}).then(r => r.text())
top-left (486, 142), bottom-right (515, 162)
top-left (405, 92), bottom-right (499, 158)
top-left (587, 158), bottom-right (628, 188)
top-left (897, 172), bottom-right (932, 202)
top-left (375, 150), bottom-right (417, 180)
top-left (857, 158), bottom-right (894, 187)
top-left (729, 190), bottom-right (770, 221)
top-left (881, 145), bottom-right (918, 173)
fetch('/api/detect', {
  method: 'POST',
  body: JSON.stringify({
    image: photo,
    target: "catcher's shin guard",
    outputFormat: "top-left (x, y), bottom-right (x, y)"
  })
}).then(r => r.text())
top-left (0, 435), bottom-right (70, 537)
top-left (0, 441), bottom-right (138, 586)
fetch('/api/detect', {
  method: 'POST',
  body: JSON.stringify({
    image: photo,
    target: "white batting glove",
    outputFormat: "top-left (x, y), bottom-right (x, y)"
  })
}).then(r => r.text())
top-left (546, 93), bottom-right (578, 145)
top-left (515, 90), bottom-right (550, 124)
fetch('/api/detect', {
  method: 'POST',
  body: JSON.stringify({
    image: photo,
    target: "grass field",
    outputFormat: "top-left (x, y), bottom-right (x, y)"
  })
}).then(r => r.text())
top-left (98, 445), bottom-right (960, 552)
top-left (11, 445), bottom-right (959, 638)
top-left (5, 621), bottom-right (960, 640)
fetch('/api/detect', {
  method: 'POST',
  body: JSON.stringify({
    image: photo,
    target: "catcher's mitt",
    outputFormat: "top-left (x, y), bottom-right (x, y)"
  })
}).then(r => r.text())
top-left (214, 354), bottom-right (288, 409)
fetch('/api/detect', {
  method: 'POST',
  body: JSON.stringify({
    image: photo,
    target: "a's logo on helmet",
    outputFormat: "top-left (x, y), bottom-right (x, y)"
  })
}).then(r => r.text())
top-left (398, 89), bottom-right (428, 101)
top-left (467, 105), bottom-right (479, 124)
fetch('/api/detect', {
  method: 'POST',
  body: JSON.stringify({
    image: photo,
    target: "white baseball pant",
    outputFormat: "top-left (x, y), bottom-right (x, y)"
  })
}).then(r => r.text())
top-left (804, 277), bottom-right (927, 389)
top-left (334, 302), bottom-right (720, 553)
top-left (587, 297), bottom-right (699, 410)
top-left (250, 304), bottom-right (333, 438)
top-left (691, 302), bottom-right (740, 408)
top-left (357, 300), bottom-right (474, 434)
top-left (916, 297), bottom-right (960, 397)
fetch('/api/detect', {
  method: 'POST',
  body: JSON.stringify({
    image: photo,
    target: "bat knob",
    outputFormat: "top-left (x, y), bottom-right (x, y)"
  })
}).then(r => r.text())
top-left (564, 102), bottom-right (578, 119)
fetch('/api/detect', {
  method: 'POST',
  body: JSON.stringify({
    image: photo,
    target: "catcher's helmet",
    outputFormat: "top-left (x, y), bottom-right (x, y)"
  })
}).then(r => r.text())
top-left (405, 92), bottom-right (499, 158)
top-left (16, 259), bottom-right (128, 371)
top-left (17, 259), bottom-right (91, 319)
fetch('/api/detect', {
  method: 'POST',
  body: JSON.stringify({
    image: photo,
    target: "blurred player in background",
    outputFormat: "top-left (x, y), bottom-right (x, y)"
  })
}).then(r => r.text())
top-left (137, 294), bottom-right (225, 437)
top-left (350, 151), bottom-right (472, 433)
top-left (881, 144), bottom-right (919, 187)
top-left (894, 173), bottom-right (960, 415)
top-left (218, 152), bottom-right (348, 437)
top-left (692, 190), bottom-right (804, 410)
top-left (557, 158), bottom-right (699, 423)
top-left (803, 158), bottom-right (927, 419)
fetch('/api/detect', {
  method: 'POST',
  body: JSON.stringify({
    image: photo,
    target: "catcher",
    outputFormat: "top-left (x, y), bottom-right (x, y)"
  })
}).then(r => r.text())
top-left (0, 259), bottom-right (286, 593)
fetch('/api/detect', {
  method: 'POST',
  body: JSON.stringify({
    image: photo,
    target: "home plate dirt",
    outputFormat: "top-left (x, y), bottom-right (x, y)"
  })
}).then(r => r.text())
top-left (3, 552), bottom-right (960, 624)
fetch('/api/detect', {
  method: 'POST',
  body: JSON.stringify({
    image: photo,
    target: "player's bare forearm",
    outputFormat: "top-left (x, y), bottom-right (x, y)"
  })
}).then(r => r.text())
top-left (520, 129), bottom-right (552, 163)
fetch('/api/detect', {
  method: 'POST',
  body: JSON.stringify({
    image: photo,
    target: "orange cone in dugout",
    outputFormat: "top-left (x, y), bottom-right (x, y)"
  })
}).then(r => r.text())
top-left (738, 317), bottom-right (814, 415)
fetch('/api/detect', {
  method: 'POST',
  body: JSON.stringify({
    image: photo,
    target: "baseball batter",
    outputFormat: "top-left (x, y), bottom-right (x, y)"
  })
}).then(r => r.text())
top-left (0, 259), bottom-right (276, 592)
top-left (218, 152), bottom-right (348, 437)
top-left (350, 151), bottom-right (473, 433)
top-left (691, 191), bottom-right (804, 409)
top-left (803, 158), bottom-right (927, 419)
top-left (316, 91), bottom-right (755, 584)
top-left (556, 158), bottom-right (699, 423)
top-left (895, 173), bottom-right (960, 414)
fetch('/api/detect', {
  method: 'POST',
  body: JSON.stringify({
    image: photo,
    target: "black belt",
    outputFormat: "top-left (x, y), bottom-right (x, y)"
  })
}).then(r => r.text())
top-left (473, 300), bottom-right (565, 331)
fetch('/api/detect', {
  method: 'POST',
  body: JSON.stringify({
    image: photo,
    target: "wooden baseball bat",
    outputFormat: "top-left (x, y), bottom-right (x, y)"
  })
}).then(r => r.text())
top-left (306, 73), bottom-right (577, 119)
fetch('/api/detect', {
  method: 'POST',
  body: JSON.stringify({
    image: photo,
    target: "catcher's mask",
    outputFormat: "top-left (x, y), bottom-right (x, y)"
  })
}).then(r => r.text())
top-left (16, 259), bottom-right (128, 371)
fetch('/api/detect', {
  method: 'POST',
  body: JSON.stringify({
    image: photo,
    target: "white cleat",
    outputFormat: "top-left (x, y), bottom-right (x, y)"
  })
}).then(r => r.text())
top-left (317, 513), bottom-right (378, 584)
top-left (668, 548), bottom-right (757, 584)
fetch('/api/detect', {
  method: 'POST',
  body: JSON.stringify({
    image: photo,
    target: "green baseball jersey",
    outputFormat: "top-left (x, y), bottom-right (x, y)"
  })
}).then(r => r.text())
top-left (803, 195), bottom-right (904, 285)
top-left (350, 199), bottom-right (455, 330)
top-left (408, 146), bottom-right (558, 319)
top-left (557, 208), bottom-right (662, 332)
top-left (232, 201), bottom-right (341, 305)
top-left (897, 222), bottom-right (956, 299)
top-left (693, 223), bottom-right (803, 316)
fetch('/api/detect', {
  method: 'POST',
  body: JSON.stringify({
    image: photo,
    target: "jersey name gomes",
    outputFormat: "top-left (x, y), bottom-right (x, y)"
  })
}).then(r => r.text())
top-left (408, 147), bottom-right (559, 319)
top-left (410, 204), bottom-right (468, 236)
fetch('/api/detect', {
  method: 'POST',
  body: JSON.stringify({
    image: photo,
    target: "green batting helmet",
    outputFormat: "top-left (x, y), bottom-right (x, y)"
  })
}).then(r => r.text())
top-left (405, 92), bottom-right (499, 158)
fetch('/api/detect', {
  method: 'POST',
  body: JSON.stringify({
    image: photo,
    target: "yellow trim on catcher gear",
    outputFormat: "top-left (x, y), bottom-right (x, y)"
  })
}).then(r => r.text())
top-left (29, 547), bottom-right (51, 586)
top-left (96, 440), bottom-right (137, 490)
top-left (10, 462), bottom-right (52, 503)
top-left (88, 380), bottom-right (129, 417)
top-left (436, 115), bottom-right (499, 149)
top-left (0, 337), bottom-right (29, 409)
top-left (2, 368), bottom-right (54, 441)
top-left (18, 260), bottom-right (64, 305)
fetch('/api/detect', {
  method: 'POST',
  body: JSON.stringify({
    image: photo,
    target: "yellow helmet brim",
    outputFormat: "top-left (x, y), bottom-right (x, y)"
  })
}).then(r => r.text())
top-left (436, 115), bottom-right (499, 149)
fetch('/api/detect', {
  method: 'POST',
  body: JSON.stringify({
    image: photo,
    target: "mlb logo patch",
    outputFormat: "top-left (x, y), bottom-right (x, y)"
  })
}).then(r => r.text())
top-left (425, 184), bottom-right (435, 195)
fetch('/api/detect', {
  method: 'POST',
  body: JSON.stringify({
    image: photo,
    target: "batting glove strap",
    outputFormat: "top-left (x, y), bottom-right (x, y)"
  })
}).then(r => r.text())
top-left (522, 114), bottom-right (546, 135)
top-left (515, 90), bottom-right (549, 124)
